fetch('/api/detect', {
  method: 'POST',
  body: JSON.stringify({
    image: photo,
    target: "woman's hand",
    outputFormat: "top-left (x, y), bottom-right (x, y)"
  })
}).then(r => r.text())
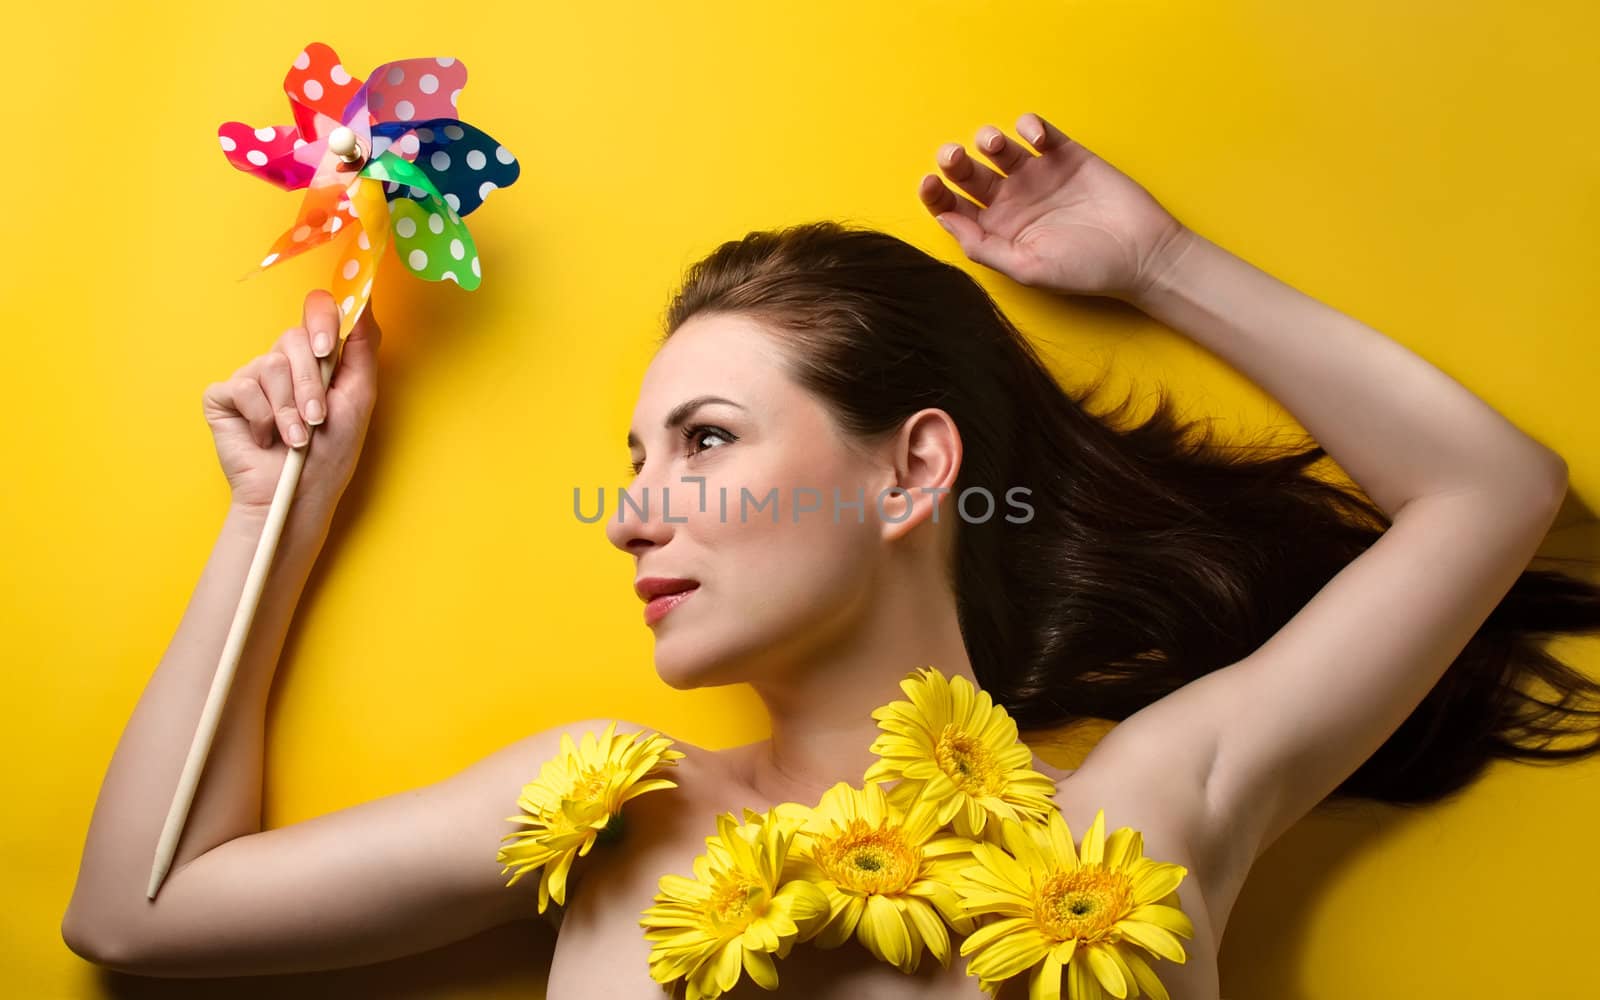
top-left (919, 112), bottom-right (1196, 303)
top-left (202, 289), bottom-right (381, 517)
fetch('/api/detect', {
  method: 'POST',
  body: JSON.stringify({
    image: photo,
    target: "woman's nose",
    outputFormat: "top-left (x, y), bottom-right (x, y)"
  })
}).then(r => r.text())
top-left (603, 477), bottom-right (680, 553)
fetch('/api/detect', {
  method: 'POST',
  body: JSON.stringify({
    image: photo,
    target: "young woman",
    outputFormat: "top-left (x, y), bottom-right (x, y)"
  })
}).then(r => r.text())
top-left (63, 112), bottom-right (1600, 999)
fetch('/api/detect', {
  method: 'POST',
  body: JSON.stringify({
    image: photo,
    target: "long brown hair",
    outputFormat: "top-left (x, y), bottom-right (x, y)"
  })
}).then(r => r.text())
top-left (660, 220), bottom-right (1600, 806)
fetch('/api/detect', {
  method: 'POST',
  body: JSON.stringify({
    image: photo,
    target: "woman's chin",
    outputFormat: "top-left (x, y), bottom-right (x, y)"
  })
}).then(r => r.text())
top-left (653, 645), bottom-right (741, 691)
top-left (652, 649), bottom-right (714, 690)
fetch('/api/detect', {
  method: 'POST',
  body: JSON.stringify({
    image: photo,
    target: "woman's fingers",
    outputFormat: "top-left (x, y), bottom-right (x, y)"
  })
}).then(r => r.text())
top-left (275, 325), bottom-right (327, 428)
top-left (918, 173), bottom-right (981, 223)
top-left (1018, 112), bottom-right (1072, 154)
top-left (301, 288), bottom-right (341, 358)
top-left (258, 348), bottom-right (308, 448)
top-left (228, 375), bottom-right (277, 449)
top-left (922, 113), bottom-right (1078, 227)
top-left (976, 125), bottom-right (1033, 175)
top-left (203, 373), bottom-right (276, 450)
top-left (937, 141), bottom-right (1005, 206)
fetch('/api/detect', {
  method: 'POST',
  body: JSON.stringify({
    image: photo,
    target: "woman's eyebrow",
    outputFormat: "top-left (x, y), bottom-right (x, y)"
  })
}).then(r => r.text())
top-left (626, 395), bottom-right (746, 449)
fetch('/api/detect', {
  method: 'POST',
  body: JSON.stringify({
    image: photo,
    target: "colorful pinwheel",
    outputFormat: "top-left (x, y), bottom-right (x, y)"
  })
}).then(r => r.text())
top-left (216, 41), bottom-right (519, 333)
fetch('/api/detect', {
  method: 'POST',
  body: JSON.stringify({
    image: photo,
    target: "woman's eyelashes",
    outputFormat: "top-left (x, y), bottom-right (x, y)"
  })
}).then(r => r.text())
top-left (628, 423), bottom-right (738, 477)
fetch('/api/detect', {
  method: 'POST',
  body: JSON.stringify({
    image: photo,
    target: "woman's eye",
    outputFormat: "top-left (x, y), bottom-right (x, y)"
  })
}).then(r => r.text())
top-left (627, 424), bottom-right (735, 477)
top-left (684, 423), bottom-right (734, 457)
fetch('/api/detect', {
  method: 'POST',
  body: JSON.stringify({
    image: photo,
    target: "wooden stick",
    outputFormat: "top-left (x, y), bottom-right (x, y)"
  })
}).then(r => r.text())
top-left (146, 318), bottom-right (348, 899)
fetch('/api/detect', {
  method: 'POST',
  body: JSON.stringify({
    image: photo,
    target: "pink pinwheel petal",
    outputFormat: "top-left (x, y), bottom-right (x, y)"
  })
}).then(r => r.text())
top-left (328, 177), bottom-right (391, 336)
top-left (284, 42), bottom-right (364, 143)
top-left (364, 57), bottom-right (467, 125)
top-left (370, 128), bottom-right (422, 163)
top-left (290, 104), bottom-right (374, 174)
top-left (217, 123), bottom-right (315, 191)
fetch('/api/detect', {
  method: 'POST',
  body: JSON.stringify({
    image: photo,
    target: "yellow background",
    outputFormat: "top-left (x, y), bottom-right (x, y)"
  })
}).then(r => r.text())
top-left (7, 1), bottom-right (1598, 997)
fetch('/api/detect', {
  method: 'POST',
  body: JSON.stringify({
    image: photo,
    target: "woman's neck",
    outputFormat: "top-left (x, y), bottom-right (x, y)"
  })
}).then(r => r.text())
top-left (737, 586), bottom-right (978, 806)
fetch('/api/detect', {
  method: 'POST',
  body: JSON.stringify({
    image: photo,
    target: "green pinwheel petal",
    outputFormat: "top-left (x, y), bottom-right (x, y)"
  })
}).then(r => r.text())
top-left (360, 150), bottom-right (481, 290)
top-left (388, 198), bottom-right (482, 290)
top-left (359, 150), bottom-right (444, 201)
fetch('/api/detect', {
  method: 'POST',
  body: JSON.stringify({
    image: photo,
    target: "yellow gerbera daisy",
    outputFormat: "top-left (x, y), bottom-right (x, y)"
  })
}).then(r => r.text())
top-left (497, 720), bottom-right (685, 913)
top-left (864, 666), bottom-right (1058, 842)
top-left (640, 806), bottom-right (830, 1000)
top-left (954, 809), bottom-right (1195, 1000)
top-left (785, 780), bottom-right (981, 974)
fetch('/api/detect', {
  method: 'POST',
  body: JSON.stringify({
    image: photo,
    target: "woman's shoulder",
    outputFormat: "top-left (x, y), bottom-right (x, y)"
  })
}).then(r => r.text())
top-left (533, 717), bottom-right (736, 790)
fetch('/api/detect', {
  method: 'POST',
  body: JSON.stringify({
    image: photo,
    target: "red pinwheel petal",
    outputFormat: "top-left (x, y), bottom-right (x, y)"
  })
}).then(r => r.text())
top-left (364, 57), bottom-right (468, 125)
top-left (284, 42), bottom-right (365, 143)
top-left (218, 123), bottom-right (316, 191)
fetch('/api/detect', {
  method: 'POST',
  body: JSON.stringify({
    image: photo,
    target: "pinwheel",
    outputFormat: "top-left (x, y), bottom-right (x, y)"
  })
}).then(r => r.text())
top-left (217, 41), bottom-right (519, 328)
top-left (148, 43), bottom-right (519, 899)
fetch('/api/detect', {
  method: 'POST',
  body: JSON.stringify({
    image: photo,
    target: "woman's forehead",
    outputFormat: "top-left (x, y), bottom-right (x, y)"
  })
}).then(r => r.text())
top-left (639, 315), bottom-right (791, 404)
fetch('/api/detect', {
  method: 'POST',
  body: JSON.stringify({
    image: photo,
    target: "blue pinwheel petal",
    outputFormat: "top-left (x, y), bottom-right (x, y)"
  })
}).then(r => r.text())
top-left (371, 118), bottom-right (518, 217)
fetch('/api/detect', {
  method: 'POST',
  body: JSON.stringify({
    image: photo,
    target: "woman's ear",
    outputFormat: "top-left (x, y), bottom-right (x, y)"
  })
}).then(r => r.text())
top-left (879, 408), bottom-right (962, 542)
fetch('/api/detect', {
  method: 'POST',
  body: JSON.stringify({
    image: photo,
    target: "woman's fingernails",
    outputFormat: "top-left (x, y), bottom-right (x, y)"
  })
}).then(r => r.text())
top-left (314, 332), bottom-right (332, 356)
top-left (289, 423), bottom-right (308, 447)
top-left (306, 399), bottom-right (325, 424)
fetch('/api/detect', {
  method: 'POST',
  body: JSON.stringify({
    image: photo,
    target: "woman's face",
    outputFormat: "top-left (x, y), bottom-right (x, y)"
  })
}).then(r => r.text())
top-left (606, 312), bottom-right (890, 690)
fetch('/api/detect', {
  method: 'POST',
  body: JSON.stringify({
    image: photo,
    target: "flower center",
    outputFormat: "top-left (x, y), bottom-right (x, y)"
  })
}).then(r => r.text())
top-left (815, 819), bottom-right (920, 895)
top-left (1034, 868), bottom-right (1134, 943)
top-left (708, 872), bottom-right (768, 930)
top-left (568, 764), bottom-right (615, 802)
top-left (935, 725), bottom-right (1004, 796)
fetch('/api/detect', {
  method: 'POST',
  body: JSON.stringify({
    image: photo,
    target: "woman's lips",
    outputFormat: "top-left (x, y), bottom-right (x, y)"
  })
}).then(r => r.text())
top-left (644, 585), bottom-right (698, 626)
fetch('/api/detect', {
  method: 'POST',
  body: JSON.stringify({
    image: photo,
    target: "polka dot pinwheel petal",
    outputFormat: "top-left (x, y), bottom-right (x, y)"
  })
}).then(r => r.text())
top-left (354, 56), bottom-right (468, 125)
top-left (251, 174), bottom-right (356, 275)
top-left (390, 200), bottom-right (480, 289)
top-left (329, 178), bottom-right (392, 326)
top-left (217, 123), bottom-right (315, 191)
top-left (221, 42), bottom-right (515, 336)
top-left (372, 118), bottom-right (520, 216)
top-left (360, 151), bottom-right (483, 289)
top-left (283, 42), bottom-right (364, 144)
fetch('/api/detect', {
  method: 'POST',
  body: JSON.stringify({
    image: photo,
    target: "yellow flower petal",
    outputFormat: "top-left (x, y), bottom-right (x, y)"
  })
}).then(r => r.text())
top-left (713, 937), bottom-right (742, 992)
top-left (958, 915), bottom-right (1034, 957)
top-left (1116, 919), bottom-right (1189, 964)
top-left (1123, 947), bottom-right (1173, 1000)
top-left (1086, 943), bottom-right (1129, 998)
top-left (813, 893), bottom-right (865, 948)
top-left (1080, 809), bottom-right (1107, 866)
top-left (742, 946), bottom-right (778, 990)
top-left (999, 816), bottom-right (1050, 873)
top-left (1104, 827), bottom-right (1142, 871)
top-left (1043, 810), bottom-right (1079, 869)
top-left (1130, 862), bottom-right (1188, 905)
top-left (1031, 950), bottom-right (1064, 1000)
top-left (862, 892), bottom-right (911, 969)
top-left (967, 927), bottom-right (1050, 981)
top-left (902, 895), bottom-right (952, 968)
top-left (1068, 950), bottom-right (1104, 1000)
top-left (1126, 901), bottom-right (1195, 940)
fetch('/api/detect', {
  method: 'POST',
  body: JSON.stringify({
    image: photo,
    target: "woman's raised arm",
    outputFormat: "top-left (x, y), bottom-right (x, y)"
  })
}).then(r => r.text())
top-left (923, 113), bottom-right (1570, 873)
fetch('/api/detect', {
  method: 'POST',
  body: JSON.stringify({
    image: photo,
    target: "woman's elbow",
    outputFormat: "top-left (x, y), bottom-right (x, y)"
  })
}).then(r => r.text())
top-left (62, 907), bottom-right (146, 975)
